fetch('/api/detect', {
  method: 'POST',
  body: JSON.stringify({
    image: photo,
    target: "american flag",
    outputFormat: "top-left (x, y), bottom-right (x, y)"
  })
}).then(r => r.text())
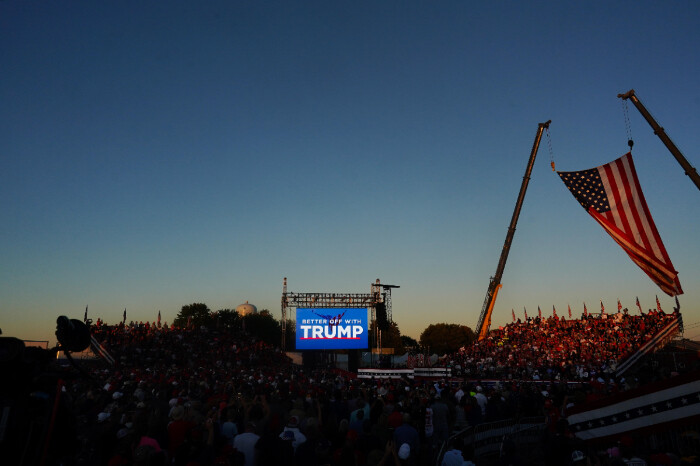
top-left (568, 304), bottom-right (572, 319)
top-left (558, 153), bottom-right (682, 296)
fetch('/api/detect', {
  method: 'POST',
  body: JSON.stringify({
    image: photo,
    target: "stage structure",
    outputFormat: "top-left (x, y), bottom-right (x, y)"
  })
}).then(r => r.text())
top-left (281, 278), bottom-right (399, 351)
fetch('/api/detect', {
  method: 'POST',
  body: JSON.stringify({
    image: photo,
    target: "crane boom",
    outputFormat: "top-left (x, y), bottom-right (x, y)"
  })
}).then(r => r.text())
top-left (475, 120), bottom-right (551, 341)
top-left (618, 90), bottom-right (700, 192)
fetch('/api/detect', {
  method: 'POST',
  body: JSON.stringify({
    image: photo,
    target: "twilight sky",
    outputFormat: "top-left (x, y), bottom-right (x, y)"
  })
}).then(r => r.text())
top-left (2, 1), bottom-right (699, 345)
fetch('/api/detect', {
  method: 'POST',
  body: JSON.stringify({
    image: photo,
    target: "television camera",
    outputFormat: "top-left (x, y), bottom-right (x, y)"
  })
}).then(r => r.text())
top-left (0, 316), bottom-right (92, 466)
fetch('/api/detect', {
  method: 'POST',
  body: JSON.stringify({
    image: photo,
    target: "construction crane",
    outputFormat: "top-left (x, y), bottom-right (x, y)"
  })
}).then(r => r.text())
top-left (618, 89), bottom-right (700, 192)
top-left (475, 120), bottom-right (551, 341)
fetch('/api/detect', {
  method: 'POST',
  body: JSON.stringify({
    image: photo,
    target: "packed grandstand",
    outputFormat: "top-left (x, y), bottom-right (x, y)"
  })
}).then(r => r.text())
top-left (12, 308), bottom-right (699, 466)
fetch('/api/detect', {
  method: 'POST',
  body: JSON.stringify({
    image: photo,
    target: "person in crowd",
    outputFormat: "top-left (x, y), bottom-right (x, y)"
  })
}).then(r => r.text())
top-left (233, 421), bottom-right (260, 466)
top-left (430, 390), bottom-right (452, 446)
top-left (393, 413), bottom-right (420, 465)
top-left (279, 415), bottom-right (307, 452)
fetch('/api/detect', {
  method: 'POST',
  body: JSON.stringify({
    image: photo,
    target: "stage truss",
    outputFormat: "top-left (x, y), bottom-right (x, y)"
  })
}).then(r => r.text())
top-left (280, 278), bottom-right (398, 350)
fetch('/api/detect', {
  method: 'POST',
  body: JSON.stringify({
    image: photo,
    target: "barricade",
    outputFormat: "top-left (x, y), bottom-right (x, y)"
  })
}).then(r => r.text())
top-left (357, 368), bottom-right (413, 379)
top-left (436, 416), bottom-right (545, 465)
top-left (414, 366), bottom-right (451, 379)
top-left (355, 367), bottom-right (452, 379)
top-left (647, 421), bottom-right (700, 458)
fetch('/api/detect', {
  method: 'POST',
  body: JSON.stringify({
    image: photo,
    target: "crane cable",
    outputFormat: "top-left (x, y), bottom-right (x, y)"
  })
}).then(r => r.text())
top-left (547, 126), bottom-right (556, 171)
top-left (622, 98), bottom-right (634, 152)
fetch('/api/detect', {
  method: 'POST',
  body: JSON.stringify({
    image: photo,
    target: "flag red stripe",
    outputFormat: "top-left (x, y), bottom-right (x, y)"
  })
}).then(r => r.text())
top-left (602, 157), bottom-right (651, 253)
top-left (625, 155), bottom-right (683, 294)
top-left (626, 154), bottom-right (673, 264)
top-left (595, 154), bottom-right (680, 295)
top-left (602, 160), bottom-right (637, 245)
top-left (626, 255), bottom-right (676, 296)
top-left (588, 205), bottom-right (679, 295)
top-left (589, 209), bottom-right (676, 279)
top-left (617, 156), bottom-right (654, 252)
top-left (616, 155), bottom-right (681, 294)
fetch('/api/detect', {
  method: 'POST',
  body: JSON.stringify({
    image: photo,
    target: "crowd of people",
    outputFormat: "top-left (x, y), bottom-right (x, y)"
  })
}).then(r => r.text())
top-left (443, 309), bottom-right (681, 384)
top-left (46, 307), bottom-right (696, 466)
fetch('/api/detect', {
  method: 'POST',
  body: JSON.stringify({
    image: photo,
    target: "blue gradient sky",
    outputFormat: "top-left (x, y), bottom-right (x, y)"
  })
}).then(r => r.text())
top-left (2, 1), bottom-right (699, 345)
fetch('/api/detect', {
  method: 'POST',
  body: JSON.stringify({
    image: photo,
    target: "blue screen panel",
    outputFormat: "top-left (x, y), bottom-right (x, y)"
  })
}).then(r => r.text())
top-left (296, 308), bottom-right (368, 350)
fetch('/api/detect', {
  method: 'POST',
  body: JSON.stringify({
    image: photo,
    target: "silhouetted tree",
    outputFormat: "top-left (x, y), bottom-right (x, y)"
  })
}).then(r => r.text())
top-left (370, 320), bottom-right (405, 354)
top-left (419, 323), bottom-right (474, 355)
top-left (400, 335), bottom-right (419, 350)
top-left (243, 311), bottom-right (281, 346)
top-left (213, 309), bottom-right (240, 329)
top-left (284, 319), bottom-right (296, 351)
top-left (174, 303), bottom-right (212, 328)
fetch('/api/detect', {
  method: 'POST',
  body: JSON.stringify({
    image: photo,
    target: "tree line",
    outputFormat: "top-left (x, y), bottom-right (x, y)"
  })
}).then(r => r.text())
top-left (174, 303), bottom-right (475, 355)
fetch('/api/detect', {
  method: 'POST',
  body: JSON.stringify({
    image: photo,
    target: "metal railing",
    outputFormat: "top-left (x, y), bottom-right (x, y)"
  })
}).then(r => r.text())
top-left (436, 416), bottom-right (546, 465)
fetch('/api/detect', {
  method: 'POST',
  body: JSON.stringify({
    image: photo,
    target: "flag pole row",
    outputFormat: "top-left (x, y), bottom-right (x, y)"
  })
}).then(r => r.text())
top-left (511, 296), bottom-right (666, 322)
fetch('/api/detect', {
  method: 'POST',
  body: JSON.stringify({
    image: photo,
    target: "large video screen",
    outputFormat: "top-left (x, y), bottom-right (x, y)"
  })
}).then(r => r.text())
top-left (296, 308), bottom-right (368, 350)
